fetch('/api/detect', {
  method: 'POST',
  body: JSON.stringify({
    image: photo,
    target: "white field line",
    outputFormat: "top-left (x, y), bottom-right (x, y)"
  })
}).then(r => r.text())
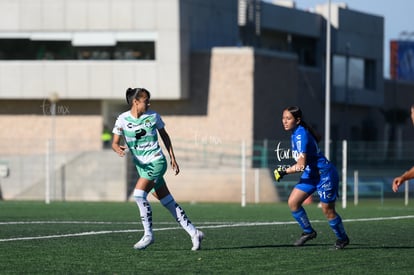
top-left (0, 221), bottom-right (227, 225)
top-left (0, 215), bottom-right (413, 243)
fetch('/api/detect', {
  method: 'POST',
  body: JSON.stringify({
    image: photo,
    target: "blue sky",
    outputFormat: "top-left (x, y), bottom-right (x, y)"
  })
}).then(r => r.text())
top-left (269, 0), bottom-right (414, 78)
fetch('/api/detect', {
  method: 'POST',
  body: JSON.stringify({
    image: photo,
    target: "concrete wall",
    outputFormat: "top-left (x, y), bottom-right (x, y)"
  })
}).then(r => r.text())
top-left (0, 115), bottom-right (102, 155)
top-left (157, 47), bottom-right (256, 145)
top-left (161, 167), bottom-right (278, 203)
top-left (0, 0), bottom-right (183, 99)
top-left (181, 0), bottom-right (239, 50)
top-left (0, 150), bottom-right (127, 202)
top-left (261, 2), bottom-right (322, 38)
top-left (0, 47), bottom-right (281, 203)
top-left (253, 50), bottom-right (300, 143)
top-left (0, 61), bottom-right (162, 100)
top-left (152, 48), bottom-right (279, 203)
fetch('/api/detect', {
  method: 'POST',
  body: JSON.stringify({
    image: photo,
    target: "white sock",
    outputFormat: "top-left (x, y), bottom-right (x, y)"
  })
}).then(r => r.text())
top-left (160, 194), bottom-right (197, 236)
top-left (133, 189), bottom-right (153, 237)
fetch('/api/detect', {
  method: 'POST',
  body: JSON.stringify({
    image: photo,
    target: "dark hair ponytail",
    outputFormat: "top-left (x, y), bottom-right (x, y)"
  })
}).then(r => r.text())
top-left (126, 88), bottom-right (136, 105)
top-left (286, 106), bottom-right (322, 143)
top-left (125, 88), bottom-right (151, 106)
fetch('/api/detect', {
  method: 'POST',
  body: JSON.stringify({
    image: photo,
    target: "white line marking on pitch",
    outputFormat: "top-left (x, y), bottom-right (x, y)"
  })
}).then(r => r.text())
top-left (0, 215), bottom-right (413, 243)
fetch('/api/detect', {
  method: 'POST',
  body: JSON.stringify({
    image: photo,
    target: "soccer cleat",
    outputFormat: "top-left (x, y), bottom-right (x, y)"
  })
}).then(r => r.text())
top-left (294, 230), bottom-right (317, 246)
top-left (191, 230), bottom-right (204, 251)
top-left (133, 235), bottom-right (154, 250)
top-left (334, 236), bottom-right (350, 249)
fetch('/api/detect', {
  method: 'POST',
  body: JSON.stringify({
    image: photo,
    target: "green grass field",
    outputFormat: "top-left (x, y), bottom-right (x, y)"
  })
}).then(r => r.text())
top-left (1, 200), bottom-right (413, 274)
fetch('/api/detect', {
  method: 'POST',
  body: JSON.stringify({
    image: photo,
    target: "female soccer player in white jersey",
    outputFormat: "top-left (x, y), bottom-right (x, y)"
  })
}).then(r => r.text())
top-left (274, 106), bottom-right (350, 249)
top-left (112, 87), bottom-right (204, 250)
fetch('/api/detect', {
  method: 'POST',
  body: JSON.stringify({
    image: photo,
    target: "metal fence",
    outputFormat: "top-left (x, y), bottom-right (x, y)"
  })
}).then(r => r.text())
top-left (174, 138), bottom-right (413, 204)
top-left (0, 138), bottom-right (412, 203)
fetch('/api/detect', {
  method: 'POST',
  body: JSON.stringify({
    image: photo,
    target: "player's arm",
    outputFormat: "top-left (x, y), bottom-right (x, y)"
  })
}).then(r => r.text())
top-left (274, 153), bottom-right (306, 181)
top-left (392, 166), bottom-right (414, 192)
top-left (111, 134), bottom-right (127, 157)
top-left (158, 127), bottom-right (179, 175)
top-left (286, 153), bottom-right (306, 174)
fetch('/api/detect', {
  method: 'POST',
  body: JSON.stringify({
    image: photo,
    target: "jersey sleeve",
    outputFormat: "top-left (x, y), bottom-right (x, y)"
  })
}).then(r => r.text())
top-left (112, 116), bottom-right (124, 136)
top-left (294, 127), bottom-right (309, 153)
top-left (155, 113), bottom-right (165, 129)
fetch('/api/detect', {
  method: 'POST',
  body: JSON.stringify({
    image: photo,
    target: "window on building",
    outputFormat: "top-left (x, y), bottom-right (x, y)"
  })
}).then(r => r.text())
top-left (259, 28), bottom-right (317, 67)
top-left (260, 29), bottom-right (290, 51)
top-left (0, 39), bottom-right (155, 60)
top-left (364, 59), bottom-right (376, 90)
top-left (291, 35), bottom-right (317, 67)
top-left (333, 55), bottom-right (346, 87)
top-left (348, 57), bottom-right (364, 89)
top-left (333, 55), bottom-right (376, 90)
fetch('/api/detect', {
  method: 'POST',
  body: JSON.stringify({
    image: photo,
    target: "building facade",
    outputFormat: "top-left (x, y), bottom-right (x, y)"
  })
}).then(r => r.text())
top-left (0, 0), bottom-right (398, 145)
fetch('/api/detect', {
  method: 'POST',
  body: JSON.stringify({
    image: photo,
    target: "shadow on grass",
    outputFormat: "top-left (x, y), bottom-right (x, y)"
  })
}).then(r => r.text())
top-left (339, 244), bottom-right (414, 250)
top-left (201, 243), bottom-right (414, 251)
top-left (202, 243), bottom-right (331, 250)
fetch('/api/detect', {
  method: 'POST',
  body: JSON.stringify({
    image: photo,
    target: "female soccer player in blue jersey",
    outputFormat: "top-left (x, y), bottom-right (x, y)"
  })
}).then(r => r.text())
top-left (274, 106), bottom-right (350, 249)
top-left (112, 87), bottom-right (204, 251)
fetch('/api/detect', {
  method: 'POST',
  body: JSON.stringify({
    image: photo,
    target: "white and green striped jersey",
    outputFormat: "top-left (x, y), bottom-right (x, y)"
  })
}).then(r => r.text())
top-left (112, 110), bottom-right (165, 164)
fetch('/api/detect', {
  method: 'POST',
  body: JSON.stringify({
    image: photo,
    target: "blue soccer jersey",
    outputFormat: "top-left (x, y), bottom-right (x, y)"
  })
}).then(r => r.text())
top-left (291, 125), bottom-right (330, 179)
top-left (291, 125), bottom-right (339, 202)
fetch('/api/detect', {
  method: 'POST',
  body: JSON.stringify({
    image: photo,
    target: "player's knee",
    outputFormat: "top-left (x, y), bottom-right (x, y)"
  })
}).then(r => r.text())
top-left (321, 203), bottom-right (336, 219)
top-left (288, 198), bottom-right (301, 211)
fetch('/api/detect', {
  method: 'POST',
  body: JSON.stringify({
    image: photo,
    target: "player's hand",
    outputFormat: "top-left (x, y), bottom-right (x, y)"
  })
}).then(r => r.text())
top-left (115, 145), bottom-right (128, 157)
top-left (274, 167), bottom-right (287, 182)
top-left (170, 159), bottom-right (180, 175)
top-left (392, 177), bottom-right (403, 192)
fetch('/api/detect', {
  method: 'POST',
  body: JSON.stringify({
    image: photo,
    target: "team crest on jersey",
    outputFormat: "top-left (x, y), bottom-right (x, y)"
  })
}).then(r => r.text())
top-left (144, 119), bottom-right (152, 128)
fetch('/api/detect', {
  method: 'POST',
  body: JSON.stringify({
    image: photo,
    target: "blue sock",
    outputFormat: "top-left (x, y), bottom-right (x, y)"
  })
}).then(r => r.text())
top-left (329, 215), bottom-right (348, 240)
top-left (291, 207), bottom-right (313, 233)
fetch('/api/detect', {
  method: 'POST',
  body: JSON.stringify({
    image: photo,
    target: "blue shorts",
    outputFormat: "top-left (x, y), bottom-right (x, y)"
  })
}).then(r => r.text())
top-left (294, 165), bottom-right (339, 203)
